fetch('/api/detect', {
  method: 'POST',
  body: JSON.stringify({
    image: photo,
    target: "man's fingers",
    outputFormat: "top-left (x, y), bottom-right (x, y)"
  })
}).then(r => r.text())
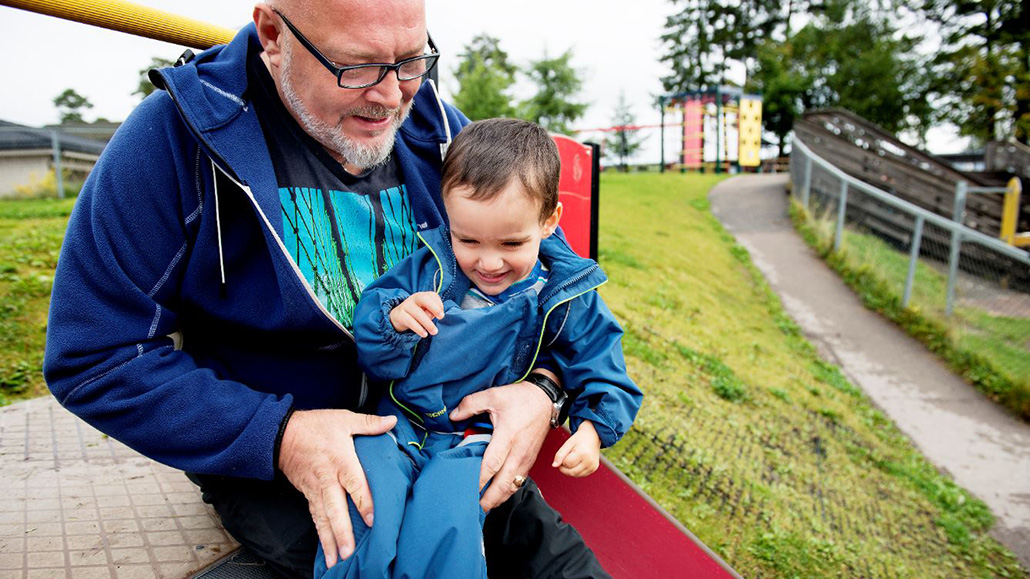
top-left (310, 501), bottom-right (338, 568)
top-left (351, 412), bottom-right (397, 436)
top-left (480, 435), bottom-right (534, 510)
top-left (450, 389), bottom-right (491, 422)
top-left (478, 431), bottom-right (509, 491)
top-left (321, 481), bottom-right (355, 561)
top-left (340, 460), bottom-right (375, 529)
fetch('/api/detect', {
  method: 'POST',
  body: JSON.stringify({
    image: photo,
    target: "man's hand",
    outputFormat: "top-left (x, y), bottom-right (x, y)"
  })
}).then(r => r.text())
top-left (449, 374), bottom-right (554, 510)
top-left (277, 409), bottom-right (396, 568)
top-left (389, 292), bottom-right (444, 338)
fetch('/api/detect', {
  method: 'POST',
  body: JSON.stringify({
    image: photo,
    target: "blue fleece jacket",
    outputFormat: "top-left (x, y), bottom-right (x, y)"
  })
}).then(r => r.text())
top-left (42, 25), bottom-right (469, 480)
top-left (353, 228), bottom-right (643, 447)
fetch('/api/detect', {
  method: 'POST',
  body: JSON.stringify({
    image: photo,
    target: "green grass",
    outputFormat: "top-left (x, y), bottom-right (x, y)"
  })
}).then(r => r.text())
top-left (0, 197), bottom-right (75, 405)
top-left (0, 180), bottom-right (1025, 576)
top-left (594, 173), bottom-right (1023, 577)
top-left (791, 201), bottom-right (1030, 420)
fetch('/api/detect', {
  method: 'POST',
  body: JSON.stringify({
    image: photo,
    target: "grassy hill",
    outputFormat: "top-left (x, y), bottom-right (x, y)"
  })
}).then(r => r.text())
top-left (0, 176), bottom-right (1024, 577)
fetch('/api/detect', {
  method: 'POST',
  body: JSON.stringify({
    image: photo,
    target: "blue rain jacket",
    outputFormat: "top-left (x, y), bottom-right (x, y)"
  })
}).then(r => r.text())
top-left (353, 227), bottom-right (643, 447)
top-left (42, 24), bottom-right (469, 480)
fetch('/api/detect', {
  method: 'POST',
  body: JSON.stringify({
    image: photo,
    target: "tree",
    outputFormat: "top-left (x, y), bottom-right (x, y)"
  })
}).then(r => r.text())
top-left (748, 40), bottom-right (811, 157)
top-left (53, 89), bottom-right (93, 124)
top-left (518, 49), bottom-right (588, 135)
top-left (452, 35), bottom-right (516, 120)
top-left (746, 1), bottom-right (933, 150)
top-left (921, 0), bottom-right (1029, 144)
top-left (660, 0), bottom-right (797, 93)
top-left (603, 93), bottom-right (647, 171)
top-left (134, 57), bottom-right (176, 101)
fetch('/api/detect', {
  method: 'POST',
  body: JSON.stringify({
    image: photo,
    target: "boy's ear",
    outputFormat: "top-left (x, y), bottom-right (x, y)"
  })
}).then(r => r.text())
top-left (542, 202), bottom-right (563, 238)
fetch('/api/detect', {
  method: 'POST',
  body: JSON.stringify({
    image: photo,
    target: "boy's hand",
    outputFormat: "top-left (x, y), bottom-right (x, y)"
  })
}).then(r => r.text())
top-left (552, 420), bottom-right (601, 478)
top-left (389, 292), bottom-right (444, 338)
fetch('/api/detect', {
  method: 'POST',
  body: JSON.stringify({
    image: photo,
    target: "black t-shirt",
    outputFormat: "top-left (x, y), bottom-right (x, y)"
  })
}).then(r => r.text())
top-left (248, 47), bottom-right (419, 329)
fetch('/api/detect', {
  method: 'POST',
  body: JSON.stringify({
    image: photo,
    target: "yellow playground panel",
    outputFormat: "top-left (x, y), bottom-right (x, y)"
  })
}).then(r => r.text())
top-left (659, 87), bottom-right (763, 173)
top-left (1000, 177), bottom-right (1029, 247)
top-left (738, 98), bottom-right (762, 168)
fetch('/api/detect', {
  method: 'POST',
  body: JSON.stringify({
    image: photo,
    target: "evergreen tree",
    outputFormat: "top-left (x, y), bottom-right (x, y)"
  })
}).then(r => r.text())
top-left (53, 89), bottom-right (93, 124)
top-left (452, 35), bottom-right (517, 120)
top-left (518, 49), bottom-right (588, 135)
top-left (603, 93), bottom-right (647, 171)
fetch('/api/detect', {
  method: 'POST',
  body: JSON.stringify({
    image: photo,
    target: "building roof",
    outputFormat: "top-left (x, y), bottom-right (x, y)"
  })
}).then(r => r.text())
top-left (0, 120), bottom-right (107, 156)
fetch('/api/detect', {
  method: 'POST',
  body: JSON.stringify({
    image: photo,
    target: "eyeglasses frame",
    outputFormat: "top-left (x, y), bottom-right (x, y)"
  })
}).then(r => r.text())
top-left (274, 10), bottom-right (440, 89)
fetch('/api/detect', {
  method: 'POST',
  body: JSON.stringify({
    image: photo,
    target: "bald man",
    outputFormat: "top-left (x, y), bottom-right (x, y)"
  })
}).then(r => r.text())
top-left (44, 1), bottom-right (609, 577)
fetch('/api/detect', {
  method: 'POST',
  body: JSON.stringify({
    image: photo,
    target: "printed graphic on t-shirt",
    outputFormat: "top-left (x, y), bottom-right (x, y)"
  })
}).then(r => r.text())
top-left (280, 184), bottom-right (418, 328)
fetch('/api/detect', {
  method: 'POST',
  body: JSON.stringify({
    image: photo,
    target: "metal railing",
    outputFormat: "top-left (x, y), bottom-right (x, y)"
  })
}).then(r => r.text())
top-left (791, 137), bottom-right (1029, 311)
top-left (790, 137), bottom-right (1030, 389)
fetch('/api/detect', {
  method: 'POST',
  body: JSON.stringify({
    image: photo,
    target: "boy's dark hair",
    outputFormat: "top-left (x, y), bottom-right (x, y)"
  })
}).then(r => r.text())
top-left (441, 118), bottom-right (560, 223)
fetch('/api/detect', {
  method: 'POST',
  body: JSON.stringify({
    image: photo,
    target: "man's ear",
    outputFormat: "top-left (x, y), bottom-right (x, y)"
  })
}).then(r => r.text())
top-left (542, 202), bottom-right (563, 238)
top-left (254, 4), bottom-right (283, 67)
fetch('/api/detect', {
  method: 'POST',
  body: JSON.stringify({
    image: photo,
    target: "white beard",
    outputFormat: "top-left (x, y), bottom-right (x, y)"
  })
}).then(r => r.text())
top-left (279, 40), bottom-right (413, 171)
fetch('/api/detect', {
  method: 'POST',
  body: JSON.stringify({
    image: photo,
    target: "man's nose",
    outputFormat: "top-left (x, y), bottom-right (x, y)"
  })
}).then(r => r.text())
top-left (365, 72), bottom-right (406, 110)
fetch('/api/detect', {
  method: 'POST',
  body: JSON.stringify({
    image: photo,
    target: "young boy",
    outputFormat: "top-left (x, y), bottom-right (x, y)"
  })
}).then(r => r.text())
top-left (315, 119), bottom-right (642, 579)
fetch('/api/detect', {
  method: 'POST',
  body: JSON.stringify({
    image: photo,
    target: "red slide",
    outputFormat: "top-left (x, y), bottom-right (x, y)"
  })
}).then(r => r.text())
top-left (545, 137), bottom-right (739, 579)
top-left (530, 429), bottom-right (740, 579)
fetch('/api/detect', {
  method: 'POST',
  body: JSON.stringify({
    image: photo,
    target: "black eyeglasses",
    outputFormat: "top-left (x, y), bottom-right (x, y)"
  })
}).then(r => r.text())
top-left (275, 10), bottom-right (440, 89)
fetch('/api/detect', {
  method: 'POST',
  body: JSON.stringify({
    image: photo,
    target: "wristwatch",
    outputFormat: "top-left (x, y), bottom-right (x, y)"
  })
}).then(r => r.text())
top-left (523, 372), bottom-right (569, 429)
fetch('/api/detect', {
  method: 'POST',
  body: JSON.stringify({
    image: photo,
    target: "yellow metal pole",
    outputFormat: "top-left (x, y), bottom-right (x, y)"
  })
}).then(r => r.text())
top-left (999, 177), bottom-right (1022, 245)
top-left (0, 0), bottom-right (236, 49)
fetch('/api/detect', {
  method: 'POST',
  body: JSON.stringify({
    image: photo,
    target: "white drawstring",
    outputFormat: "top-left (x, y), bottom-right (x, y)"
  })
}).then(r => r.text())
top-left (212, 160), bottom-right (226, 290)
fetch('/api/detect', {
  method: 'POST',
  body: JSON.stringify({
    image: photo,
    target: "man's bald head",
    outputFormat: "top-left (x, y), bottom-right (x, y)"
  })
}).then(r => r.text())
top-left (253, 0), bottom-right (429, 173)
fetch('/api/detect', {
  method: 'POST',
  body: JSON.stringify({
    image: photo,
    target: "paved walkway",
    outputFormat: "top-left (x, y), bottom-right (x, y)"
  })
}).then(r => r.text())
top-left (0, 396), bottom-right (242, 579)
top-left (709, 174), bottom-right (1030, 569)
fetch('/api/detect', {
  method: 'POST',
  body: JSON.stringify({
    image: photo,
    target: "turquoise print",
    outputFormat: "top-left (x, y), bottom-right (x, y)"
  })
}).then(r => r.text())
top-left (280, 185), bottom-right (418, 328)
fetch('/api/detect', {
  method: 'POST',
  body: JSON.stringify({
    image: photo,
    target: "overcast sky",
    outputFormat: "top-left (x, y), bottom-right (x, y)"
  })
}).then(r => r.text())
top-left (0, 0), bottom-right (966, 161)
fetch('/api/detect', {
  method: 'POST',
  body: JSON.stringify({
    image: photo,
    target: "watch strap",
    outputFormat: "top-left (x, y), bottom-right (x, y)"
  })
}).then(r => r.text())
top-left (524, 372), bottom-right (568, 428)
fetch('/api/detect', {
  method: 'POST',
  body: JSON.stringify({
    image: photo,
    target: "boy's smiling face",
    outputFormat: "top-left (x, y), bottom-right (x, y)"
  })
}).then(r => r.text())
top-left (445, 181), bottom-right (562, 296)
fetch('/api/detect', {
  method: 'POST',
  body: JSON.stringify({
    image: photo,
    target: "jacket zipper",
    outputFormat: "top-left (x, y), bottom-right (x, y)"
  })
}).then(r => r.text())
top-left (517, 263), bottom-right (605, 384)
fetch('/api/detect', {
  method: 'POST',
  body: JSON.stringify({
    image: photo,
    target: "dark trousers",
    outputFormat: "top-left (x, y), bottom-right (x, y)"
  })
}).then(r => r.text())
top-left (187, 472), bottom-right (610, 579)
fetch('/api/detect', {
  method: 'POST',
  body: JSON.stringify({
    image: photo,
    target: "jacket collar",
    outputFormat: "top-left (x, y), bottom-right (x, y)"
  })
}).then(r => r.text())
top-left (417, 227), bottom-right (607, 309)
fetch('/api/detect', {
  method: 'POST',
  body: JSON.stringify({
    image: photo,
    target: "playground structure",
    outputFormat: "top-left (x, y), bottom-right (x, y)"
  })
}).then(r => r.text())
top-left (793, 108), bottom-right (1029, 251)
top-left (658, 86), bottom-right (763, 174)
top-left (0, 0), bottom-right (741, 577)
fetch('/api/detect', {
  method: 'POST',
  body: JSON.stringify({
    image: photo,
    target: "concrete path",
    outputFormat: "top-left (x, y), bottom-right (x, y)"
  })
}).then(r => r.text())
top-left (709, 174), bottom-right (1030, 569)
top-left (0, 396), bottom-right (242, 579)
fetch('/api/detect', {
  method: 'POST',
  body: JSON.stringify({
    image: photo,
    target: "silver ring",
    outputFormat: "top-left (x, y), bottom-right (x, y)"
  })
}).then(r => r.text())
top-left (512, 475), bottom-right (527, 489)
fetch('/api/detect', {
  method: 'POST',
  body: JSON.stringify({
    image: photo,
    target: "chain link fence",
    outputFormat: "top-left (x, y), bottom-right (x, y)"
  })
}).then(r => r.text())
top-left (789, 138), bottom-right (1030, 405)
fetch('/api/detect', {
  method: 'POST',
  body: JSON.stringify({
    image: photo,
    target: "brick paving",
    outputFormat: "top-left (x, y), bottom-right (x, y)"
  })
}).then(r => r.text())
top-left (0, 397), bottom-right (240, 579)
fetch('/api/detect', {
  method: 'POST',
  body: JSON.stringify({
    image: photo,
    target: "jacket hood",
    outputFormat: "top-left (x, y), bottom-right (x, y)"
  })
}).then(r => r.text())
top-left (417, 226), bottom-right (607, 310)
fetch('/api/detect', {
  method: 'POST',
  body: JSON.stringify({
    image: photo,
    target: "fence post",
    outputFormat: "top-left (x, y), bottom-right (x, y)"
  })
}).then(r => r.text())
top-left (834, 180), bottom-right (848, 252)
top-left (801, 154), bottom-right (813, 209)
top-left (945, 228), bottom-right (962, 317)
top-left (903, 215), bottom-right (925, 308)
top-left (953, 181), bottom-right (967, 225)
top-left (944, 181), bottom-right (968, 316)
top-left (50, 130), bottom-right (65, 199)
